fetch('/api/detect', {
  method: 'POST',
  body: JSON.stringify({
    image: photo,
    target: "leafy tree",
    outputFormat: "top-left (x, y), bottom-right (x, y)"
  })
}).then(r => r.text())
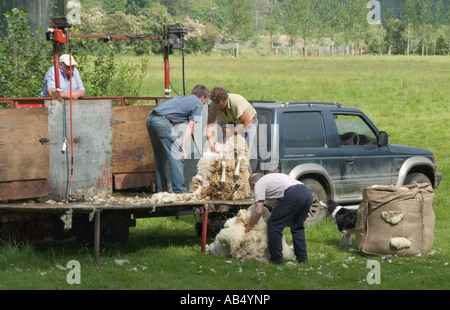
top-left (415, 0), bottom-right (433, 55)
top-left (341, 0), bottom-right (367, 55)
top-left (402, 0), bottom-right (417, 55)
top-left (184, 20), bottom-right (220, 54)
top-left (224, 0), bottom-right (253, 42)
top-left (326, 0), bottom-right (343, 54)
top-left (103, 0), bottom-right (127, 13)
top-left (383, 9), bottom-right (406, 55)
top-left (432, 0), bottom-right (445, 55)
top-left (435, 36), bottom-right (448, 55)
top-left (297, 0), bottom-right (316, 56)
top-left (0, 8), bottom-right (52, 98)
top-left (282, 0), bottom-right (302, 46)
top-left (365, 23), bottom-right (386, 54)
top-left (136, 2), bottom-right (173, 54)
top-left (252, 0), bottom-right (271, 33)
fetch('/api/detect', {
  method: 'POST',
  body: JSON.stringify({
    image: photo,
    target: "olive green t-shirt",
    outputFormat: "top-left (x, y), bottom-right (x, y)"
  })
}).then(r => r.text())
top-left (208, 94), bottom-right (257, 124)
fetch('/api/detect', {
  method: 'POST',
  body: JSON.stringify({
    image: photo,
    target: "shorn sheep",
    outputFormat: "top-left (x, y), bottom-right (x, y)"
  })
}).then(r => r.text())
top-left (207, 204), bottom-right (293, 263)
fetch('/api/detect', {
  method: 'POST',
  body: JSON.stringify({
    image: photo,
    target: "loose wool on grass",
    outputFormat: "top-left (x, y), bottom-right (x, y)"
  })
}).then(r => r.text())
top-left (207, 204), bottom-right (293, 263)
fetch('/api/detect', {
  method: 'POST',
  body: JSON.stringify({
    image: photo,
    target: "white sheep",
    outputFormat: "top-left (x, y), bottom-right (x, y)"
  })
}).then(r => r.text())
top-left (193, 134), bottom-right (250, 200)
top-left (207, 204), bottom-right (293, 263)
top-left (149, 135), bottom-right (250, 203)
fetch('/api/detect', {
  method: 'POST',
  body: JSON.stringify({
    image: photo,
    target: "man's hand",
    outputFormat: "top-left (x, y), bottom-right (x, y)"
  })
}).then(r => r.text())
top-left (245, 201), bottom-right (264, 234)
top-left (60, 90), bottom-right (84, 100)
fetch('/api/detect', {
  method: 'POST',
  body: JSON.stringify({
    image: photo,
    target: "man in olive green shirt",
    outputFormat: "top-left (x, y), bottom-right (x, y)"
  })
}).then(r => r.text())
top-left (206, 87), bottom-right (258, 163)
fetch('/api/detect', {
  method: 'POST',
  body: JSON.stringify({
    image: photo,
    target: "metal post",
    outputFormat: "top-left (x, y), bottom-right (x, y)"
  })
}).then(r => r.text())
top-left (182, 35), bottom-right (185, 96)
top-left (53, 45), bottom-right (60, 94)
top-left (94, 210), bottom-right (101, 266)
top-left (163, 25), bottom-right (170, 98)
top-left (201, 204), bottom-right (208, 252)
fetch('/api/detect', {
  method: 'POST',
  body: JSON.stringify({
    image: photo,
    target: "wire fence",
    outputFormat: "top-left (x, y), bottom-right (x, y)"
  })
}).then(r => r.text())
top-left (214, 42), bottom-right (364, 57)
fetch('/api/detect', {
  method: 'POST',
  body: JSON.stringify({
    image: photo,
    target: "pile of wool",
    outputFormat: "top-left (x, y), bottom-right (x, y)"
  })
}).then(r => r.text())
top-left (207, 204), bottom-right (293, 263)
top-left (148, 192), bottom-right (199, 204)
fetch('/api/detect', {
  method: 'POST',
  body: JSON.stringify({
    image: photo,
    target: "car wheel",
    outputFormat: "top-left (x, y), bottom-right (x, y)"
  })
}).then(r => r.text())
top-left (301, 178), bottom-right (328, 226)
top-left (404, 172), bottom-right (431, 186)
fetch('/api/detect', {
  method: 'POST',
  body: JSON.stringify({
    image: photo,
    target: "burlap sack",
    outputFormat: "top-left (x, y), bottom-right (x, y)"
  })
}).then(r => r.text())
top-left (355, 183), bottom-right (434, 256)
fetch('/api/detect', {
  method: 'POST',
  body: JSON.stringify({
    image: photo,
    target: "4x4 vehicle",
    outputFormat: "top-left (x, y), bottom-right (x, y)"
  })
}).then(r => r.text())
top-left (250, 101), bottom-right (442, 225)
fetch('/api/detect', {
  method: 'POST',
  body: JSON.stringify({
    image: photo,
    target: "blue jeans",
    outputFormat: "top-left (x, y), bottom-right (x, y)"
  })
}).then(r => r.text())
top-left (267, 184), bottom-right (313, 263)
top-left (146, 115), bottom-right (187, 193)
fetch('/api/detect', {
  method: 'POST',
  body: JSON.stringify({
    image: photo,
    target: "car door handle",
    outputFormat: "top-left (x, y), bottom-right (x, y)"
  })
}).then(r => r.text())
top-left (346, 157), bottom-right (355, 164)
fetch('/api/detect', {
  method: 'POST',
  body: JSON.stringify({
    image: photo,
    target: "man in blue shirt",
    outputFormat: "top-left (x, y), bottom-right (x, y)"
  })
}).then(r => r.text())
top-left (40, 54), bottom-right (85, 100)
top-left (146, 84), bottom-right (210, 193)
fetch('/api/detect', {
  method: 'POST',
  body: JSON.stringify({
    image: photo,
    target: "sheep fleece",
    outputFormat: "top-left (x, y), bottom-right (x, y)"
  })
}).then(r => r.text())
top-left (193, 134), bottom-right (251, 200)
top-left (207, 204), bottom-right (293, 263)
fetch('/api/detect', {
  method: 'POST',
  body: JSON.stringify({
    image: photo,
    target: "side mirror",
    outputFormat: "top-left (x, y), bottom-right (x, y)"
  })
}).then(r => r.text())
top-left (378, 131), bottom-right (388, 146)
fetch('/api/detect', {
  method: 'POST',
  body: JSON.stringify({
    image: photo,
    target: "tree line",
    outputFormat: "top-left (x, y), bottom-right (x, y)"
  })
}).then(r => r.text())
top-left (76, 0), bottom-right (449, 56)
top-left (0, 1), bottom-right (448, 99)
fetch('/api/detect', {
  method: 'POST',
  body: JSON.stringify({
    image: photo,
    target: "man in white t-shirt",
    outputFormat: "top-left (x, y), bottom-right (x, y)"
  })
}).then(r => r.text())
top-left (246, 173), bottom-right (313, 264)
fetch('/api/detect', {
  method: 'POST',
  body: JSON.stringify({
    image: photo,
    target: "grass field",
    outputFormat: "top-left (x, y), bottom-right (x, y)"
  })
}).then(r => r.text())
top-left (0, 55), bottom-right (448, 291)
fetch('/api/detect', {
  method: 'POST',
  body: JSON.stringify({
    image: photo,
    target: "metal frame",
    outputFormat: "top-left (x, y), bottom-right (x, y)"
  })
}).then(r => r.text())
top-left (0, 96), bottom-right (164, 109)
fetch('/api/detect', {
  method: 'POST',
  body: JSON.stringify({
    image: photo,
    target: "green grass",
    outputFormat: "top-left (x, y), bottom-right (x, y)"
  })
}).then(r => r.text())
top-left (0, 55), bottom-right (449, 290)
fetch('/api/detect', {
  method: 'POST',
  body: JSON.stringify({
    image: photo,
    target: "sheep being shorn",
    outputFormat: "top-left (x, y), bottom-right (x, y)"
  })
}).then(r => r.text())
top-left (193, 134), bottom-right (250, 200)
top-left (149, 134), bottom-right (251, 203)
top-left (207, 204), bottom-right (293, 263)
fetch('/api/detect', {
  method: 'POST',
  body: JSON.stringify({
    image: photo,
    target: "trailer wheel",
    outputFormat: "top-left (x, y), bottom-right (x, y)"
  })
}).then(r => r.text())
top-left (301, 178), bottom-right (328, 226)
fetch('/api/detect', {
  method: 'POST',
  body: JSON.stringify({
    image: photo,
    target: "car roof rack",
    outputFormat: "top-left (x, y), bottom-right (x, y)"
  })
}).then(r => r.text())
top-left (284, 102), bottom-right (343, 108)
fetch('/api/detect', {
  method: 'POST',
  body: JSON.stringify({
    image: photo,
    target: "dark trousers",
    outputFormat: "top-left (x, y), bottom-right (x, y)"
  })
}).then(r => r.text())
top-left (267, 184), bottom-right (313, 263)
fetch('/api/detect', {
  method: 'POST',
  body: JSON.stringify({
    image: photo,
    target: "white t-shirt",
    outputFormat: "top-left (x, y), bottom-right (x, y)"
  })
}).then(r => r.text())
top-left (254, 173), bottom-right (303, 207)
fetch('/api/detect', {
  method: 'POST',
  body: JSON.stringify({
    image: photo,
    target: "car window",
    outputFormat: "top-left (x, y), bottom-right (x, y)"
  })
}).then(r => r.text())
top-left (334, 114), bottom-right (377, 146)
top-left (256, 109), bottom-right (272, 153)
top-left (282, 112), bottom-right (326, 148)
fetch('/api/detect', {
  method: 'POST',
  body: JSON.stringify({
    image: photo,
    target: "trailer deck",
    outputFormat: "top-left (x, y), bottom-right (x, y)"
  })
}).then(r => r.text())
top-left (0, 197), bottom-right (254, 265)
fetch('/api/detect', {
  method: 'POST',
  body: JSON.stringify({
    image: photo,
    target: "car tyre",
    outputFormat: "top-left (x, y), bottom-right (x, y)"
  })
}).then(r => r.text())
top-left (404, 172), bottom-right (431, 186)
top-left (301, 178), bottom-right (328, 226)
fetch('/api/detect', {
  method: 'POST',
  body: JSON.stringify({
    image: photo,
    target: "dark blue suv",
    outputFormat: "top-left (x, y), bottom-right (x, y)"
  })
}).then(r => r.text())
top-left (251, 101), bottom-right (442, 225)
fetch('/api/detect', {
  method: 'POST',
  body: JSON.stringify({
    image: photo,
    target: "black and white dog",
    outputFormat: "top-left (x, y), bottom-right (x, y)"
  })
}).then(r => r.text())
top-left (321, 199), bottom-right (358, 248)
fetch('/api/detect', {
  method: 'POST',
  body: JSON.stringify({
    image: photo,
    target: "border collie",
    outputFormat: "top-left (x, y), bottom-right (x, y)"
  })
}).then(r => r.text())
top-left (321, 199), bottom-right (358, 248)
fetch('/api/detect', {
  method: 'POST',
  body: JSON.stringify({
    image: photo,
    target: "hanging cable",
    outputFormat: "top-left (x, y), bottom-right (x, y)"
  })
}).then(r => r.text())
top-left (67, 31), bottom-right (76, 202)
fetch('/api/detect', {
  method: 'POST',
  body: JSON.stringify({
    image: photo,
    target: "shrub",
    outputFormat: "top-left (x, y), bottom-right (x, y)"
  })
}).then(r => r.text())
top-left (0, 8), bottom-right (52, 98)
